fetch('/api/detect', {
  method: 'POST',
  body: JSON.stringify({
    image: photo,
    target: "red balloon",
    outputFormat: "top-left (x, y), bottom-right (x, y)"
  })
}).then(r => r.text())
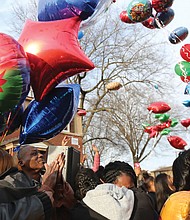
top-left (167, 136), bottom-right (187, 150)
top-left (180, 44), bottom-right (190, 62)
top-left (157, 120), bottom-right (171, 131)
top-left (181, 119), bottom-right (190, 128)
top-left (152, 0), bottom-right (174, 12)
top-left (144, 126), bottom-right (156, 133)
top-left (142, 17), bottom-right (156, 29)
top-left (0, 33), bottom-right (30, 113)
top-left (144, 126), bottom-right (159, 138)
top-left (149, 130), bottom-right (159, 138)
top-left (120, 11), bottom-right (135, 24)
top-left (180, 76), bottom-right (190, 83)
top-left (147, 102), bottom-right (171, 113)
top-left (18, 17), bottom-right (95, 101)
top-left (77, 109), bottom-right (87, 116)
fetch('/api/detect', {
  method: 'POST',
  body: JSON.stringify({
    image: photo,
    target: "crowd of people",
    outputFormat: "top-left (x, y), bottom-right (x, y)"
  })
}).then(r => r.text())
top-left (0, 142), bottom-right (190, 220)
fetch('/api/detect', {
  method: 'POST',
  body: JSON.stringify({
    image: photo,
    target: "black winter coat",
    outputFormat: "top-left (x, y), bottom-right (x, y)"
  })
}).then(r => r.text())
top-left (71, 201), bottom-right (109, 220)
top-left (130, 187), bottom-right (159, 220)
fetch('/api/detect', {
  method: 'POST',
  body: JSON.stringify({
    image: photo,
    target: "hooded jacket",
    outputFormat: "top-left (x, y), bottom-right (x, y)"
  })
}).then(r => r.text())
top-left (82, 183), bottom-right (134, 220)
top-left (0, 167), bottom-right (52, 220)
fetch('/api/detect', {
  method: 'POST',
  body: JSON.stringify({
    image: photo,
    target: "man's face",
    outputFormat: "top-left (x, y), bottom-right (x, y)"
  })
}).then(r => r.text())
top-left (21, 146), bottom-right (45, 171)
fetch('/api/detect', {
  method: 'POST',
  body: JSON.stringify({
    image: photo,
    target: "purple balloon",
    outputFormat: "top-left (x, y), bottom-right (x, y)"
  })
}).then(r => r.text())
top-left (38, 0), bottom-right (100, 21)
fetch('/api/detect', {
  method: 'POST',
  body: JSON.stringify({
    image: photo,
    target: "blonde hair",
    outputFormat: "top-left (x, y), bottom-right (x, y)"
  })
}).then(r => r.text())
top-left (0, 148), bottom-right (14, 174)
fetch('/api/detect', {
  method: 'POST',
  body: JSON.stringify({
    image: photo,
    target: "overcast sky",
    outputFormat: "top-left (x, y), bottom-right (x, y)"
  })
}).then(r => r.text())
top-left (0, 0), bottom-right (190, 171)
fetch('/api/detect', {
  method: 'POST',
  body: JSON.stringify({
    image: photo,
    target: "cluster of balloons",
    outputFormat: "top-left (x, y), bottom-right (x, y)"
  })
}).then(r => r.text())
top-left (175, 44), bottom-right (190, 99)
top-left (143, 101), bottom-right (188, 150)
top-left (119, 0), bottom-right (189, 44)
top-left (143, 101), bottom-right (177, 138)
top-left (0, 0), bottom-right (114, 144)
top-left (120, 0), bottom-right (175, 29)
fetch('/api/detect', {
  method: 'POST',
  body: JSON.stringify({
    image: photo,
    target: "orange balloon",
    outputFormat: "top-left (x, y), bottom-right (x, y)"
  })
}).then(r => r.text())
top-left (18, 17), bottom-right (95, 101)
top-left (160, 191), bottom-right (190, 220)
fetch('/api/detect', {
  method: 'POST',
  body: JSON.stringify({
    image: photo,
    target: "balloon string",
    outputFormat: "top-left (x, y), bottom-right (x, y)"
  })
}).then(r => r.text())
top-left (0, 105), bottom-right (22, 145)
top-left (179, 62), bottom-right (188, 78)
top-left (154, 18), bottom-right (184, 44)
top-left (0, 111), bottom-right (12, 145)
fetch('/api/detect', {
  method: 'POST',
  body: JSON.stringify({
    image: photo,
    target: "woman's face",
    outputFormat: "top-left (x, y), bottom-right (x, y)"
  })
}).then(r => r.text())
top-left (167, 175), bottom-right (176, 191)
top-left (149, 180), bottom-right (156, 192)
top-left (114, 172), bottom-right (135, 188)
top-left (0, 150), bottom-right (13, 174)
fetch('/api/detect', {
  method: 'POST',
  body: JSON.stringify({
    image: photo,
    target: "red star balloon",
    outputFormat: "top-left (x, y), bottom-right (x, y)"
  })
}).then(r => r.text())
top-left (18, 17), bottom-right (95, 101)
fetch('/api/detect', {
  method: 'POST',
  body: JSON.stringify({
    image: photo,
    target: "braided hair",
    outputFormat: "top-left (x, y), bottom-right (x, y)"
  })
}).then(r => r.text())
top-left (74, 168), bottom-right (99, 200)
top-left (103, 161), bottom-right (137, 187)
top-left (172, 149), bottom-right (190, 191)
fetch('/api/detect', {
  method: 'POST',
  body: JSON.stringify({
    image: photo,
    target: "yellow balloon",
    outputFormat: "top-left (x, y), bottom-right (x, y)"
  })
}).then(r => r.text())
top-left (160, 191), bottom-right (190, 220)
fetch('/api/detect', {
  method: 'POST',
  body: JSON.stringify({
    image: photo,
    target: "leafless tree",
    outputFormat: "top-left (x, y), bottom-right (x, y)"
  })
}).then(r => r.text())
top-left (7, 0), bottom-right (37, 38)
top-left (8, 0), bottom-right (177, 166)
top-left (71, 15), bottom-right (174, 165)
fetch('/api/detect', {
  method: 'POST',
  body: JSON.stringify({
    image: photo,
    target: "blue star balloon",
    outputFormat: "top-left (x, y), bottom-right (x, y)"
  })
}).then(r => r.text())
top-left (19, 83), bottom-right (80, 144)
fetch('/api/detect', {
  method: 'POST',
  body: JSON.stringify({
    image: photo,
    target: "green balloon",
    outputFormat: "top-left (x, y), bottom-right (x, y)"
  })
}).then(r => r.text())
top-left (161, 129), bottom-right (171, 135)
top-left (171, 118), bottom-right (178, 127)
top-left (155, 113), bottom-right (170, 122)
top-left (127, 0), bottom-right (152, 22)
top-left (0, 69), bottom-right (23, 113)
top-left (175, 61), bottom-right (190, 76)
top-left (155, 114), bottom-right (162, 119)
top-left (142, 123), bottom-right (150, 128)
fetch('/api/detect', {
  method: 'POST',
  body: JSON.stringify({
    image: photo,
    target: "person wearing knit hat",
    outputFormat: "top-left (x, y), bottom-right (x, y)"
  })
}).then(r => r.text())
top-left (102, 161), bottom-right (158, 220)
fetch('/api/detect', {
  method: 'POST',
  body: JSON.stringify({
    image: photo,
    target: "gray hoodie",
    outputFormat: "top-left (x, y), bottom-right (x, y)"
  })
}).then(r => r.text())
top-left (83, 183), bottom-right (134, 220)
